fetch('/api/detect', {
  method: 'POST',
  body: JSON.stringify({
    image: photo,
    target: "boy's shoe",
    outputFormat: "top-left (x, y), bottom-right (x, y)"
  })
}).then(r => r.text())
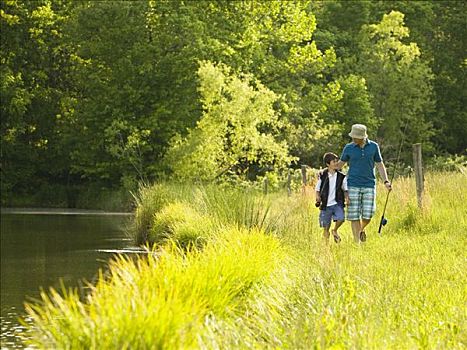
top-left (332, 230), bottom-right (341, 243)
top-left (359, 231), bottom-right (366, 242)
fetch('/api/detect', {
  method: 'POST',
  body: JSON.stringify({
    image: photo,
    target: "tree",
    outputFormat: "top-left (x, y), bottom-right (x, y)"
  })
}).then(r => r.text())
top-left (430, 1), bottom-right (466, 154)
top-left (357, 11), bottom-right (434, 158)
top-left (1, 0), bottom-right (77, 202)
top-left (313, 0), bottom-right (465, 155)
top-left (166, 61), bottom-right (295, 182)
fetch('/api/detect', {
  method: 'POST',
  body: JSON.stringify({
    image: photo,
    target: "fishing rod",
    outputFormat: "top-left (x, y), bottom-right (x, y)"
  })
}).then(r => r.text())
top-left (378, 119), bottom-right (410, 235)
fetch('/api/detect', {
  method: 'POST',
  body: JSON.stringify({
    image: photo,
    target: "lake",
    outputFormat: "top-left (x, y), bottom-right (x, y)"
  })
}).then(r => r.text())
top-left (0, 209), bottom-right (134, 349)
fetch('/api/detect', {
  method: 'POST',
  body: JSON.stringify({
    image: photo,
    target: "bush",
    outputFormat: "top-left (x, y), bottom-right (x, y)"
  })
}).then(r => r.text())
top-left (426, 154), bottom-right (466, 173)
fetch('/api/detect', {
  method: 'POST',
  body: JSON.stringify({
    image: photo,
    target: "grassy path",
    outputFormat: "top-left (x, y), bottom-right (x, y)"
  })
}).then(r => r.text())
top-left (24, 172), bottom-right (466, 349)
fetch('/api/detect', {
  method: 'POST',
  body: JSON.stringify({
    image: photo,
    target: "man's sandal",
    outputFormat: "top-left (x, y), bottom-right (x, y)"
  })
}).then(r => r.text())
top-left (359, 231), bottom-right (366, 242)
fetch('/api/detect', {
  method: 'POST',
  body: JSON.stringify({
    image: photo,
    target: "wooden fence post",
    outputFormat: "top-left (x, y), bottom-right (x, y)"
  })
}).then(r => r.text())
top-left (263, 177), bottom-right (268, 195)
top-left (301, 165), bottom-right (307, 195)
top-left (301, 165), bottom-right (307, 186)
top-left (287, 169), bottom-right (292, 197)
top-left (412, 143), bottom-right (424, 208)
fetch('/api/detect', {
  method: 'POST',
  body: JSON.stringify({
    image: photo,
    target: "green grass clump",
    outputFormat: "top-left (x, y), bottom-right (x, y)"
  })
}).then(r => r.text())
top-left (132, 183), bottom-right (173, 244)
top-left (149, 201), bottom-right (214, 249)
top-left (133, 184), bottom-right (284, 246)
top-left (274, 228), bottom-right (467, 349)
top-left (24, 227), bottom-right (285, 349)
top-left (132, 182), bottom-right (196, 244)
top-left (195, 187), bottom-right (280, 232)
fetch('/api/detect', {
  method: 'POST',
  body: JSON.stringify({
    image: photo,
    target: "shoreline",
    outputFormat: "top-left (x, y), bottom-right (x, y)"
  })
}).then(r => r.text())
top-left (0, 207), bottom-right (133, 216)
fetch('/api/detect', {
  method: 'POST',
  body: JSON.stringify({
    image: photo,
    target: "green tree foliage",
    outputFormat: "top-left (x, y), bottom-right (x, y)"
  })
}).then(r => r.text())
top-left (0, 0), bottom-right (464, 206)
top-left (1, 0), bottom-right (77, 199)
top-left (429, 1), bottom-right (466, 154)
top-left (334, 74), bottom-right (375, 139)
top-left (303, 1), bottom-right (378, 158)
top-left (66, 0), bottom-right (344, 180)
top-left (147, 0), bottom-right (344, 167)
top-left (357, 11), bottom-right (435, 156)
top-left (313, 0), bottom-right (465, 155)
top-left (310, 0), bottom-right (372, 59)
top-left (62, 0), bottom-right (159, 187)
top-left (166, 61), bottom-right (294, 181)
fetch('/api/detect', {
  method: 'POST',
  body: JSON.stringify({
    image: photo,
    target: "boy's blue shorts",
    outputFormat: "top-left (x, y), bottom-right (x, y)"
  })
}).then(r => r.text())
top-left (319, 204), bottom-right (345, 227)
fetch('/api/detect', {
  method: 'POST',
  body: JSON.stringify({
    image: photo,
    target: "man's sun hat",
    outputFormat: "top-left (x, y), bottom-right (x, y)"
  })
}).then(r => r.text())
top-left (349, 124), bottom-right (368, 139)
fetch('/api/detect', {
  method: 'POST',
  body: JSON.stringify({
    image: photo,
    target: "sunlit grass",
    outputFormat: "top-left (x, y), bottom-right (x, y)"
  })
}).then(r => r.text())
top-left (24, 228), bottom-right (286, 349)
top-left (23, 172), bottom-right (467, 348)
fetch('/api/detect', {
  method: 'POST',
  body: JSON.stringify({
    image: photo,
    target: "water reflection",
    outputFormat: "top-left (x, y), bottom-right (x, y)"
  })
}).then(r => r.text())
top-left (0, 211), bottom-right (133, 348)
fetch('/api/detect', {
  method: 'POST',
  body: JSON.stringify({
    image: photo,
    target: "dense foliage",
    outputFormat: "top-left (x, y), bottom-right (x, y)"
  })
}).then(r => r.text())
top-left (1, 0), bottom-right (465, 207)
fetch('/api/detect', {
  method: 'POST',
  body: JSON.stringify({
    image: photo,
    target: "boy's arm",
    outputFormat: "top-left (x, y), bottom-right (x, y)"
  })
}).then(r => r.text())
top-left (315, 177), bottom-right (322, 206)
top-left (342, 176), bottom-right (350, 205)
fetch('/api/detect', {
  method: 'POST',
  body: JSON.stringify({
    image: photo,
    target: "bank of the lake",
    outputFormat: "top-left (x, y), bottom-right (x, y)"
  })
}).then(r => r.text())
top-left (1, 184), bottom-right (134, 212)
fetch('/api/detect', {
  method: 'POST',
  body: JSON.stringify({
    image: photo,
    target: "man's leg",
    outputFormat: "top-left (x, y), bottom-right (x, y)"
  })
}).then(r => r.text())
top-left (351, 220), bottom-right (361, 242)
top-left (346, 187), bottom-right (362, 243)
top-left (360, 219), bottom-right (371, 232)
top-left (360, 187), bottom-right (376, 241)
top-left (359, 219), bottom-right (371, 242)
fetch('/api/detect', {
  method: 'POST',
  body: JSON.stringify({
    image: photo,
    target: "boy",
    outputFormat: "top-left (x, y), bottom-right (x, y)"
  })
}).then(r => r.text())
top-left (315, 152), bottom-right (350, 243)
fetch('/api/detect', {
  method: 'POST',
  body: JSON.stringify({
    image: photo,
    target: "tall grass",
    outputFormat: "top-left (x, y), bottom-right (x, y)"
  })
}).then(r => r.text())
top-left (131, 182), bottom-right (195, 244)
top-left (24, 228), bottom-right (286, 349)
top-left (131, 184), bottom-right (285, 245)
top-left (23, 172), bottom-right (466, 348)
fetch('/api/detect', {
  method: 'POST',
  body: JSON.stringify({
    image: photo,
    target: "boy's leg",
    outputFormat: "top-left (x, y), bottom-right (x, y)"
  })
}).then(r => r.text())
top-left (323, 226), bottom-right (330, 241)
top-left (331, 205), bottom-right (345, 242)
top-left (319, 207), bottom-right (333, 242)
top-left (332, 221), bottom-right (343, 243)
top-left (333, 220), bottom-right (344, 231)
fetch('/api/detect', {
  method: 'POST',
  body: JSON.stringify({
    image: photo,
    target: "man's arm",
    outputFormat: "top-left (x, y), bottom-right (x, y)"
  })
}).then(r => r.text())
top-left (337, 160), bottom-right (346, 170)
top-left (342, 176), bottom-right (350, 205)
top-left (376, 162), bottom-right (392, 191)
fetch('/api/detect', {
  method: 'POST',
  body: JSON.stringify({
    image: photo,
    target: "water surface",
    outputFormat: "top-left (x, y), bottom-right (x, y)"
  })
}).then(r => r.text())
top-left (1, 209), bottom-right (134, 348)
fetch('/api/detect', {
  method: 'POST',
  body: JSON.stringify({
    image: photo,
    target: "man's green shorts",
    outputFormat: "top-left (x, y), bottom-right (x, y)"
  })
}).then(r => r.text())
top-left (347, 187), bottom-right (376, 220)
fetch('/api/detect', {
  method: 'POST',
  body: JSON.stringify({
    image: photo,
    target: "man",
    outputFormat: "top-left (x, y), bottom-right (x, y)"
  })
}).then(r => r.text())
top-left (337, 124), bottom-right (392, 242)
